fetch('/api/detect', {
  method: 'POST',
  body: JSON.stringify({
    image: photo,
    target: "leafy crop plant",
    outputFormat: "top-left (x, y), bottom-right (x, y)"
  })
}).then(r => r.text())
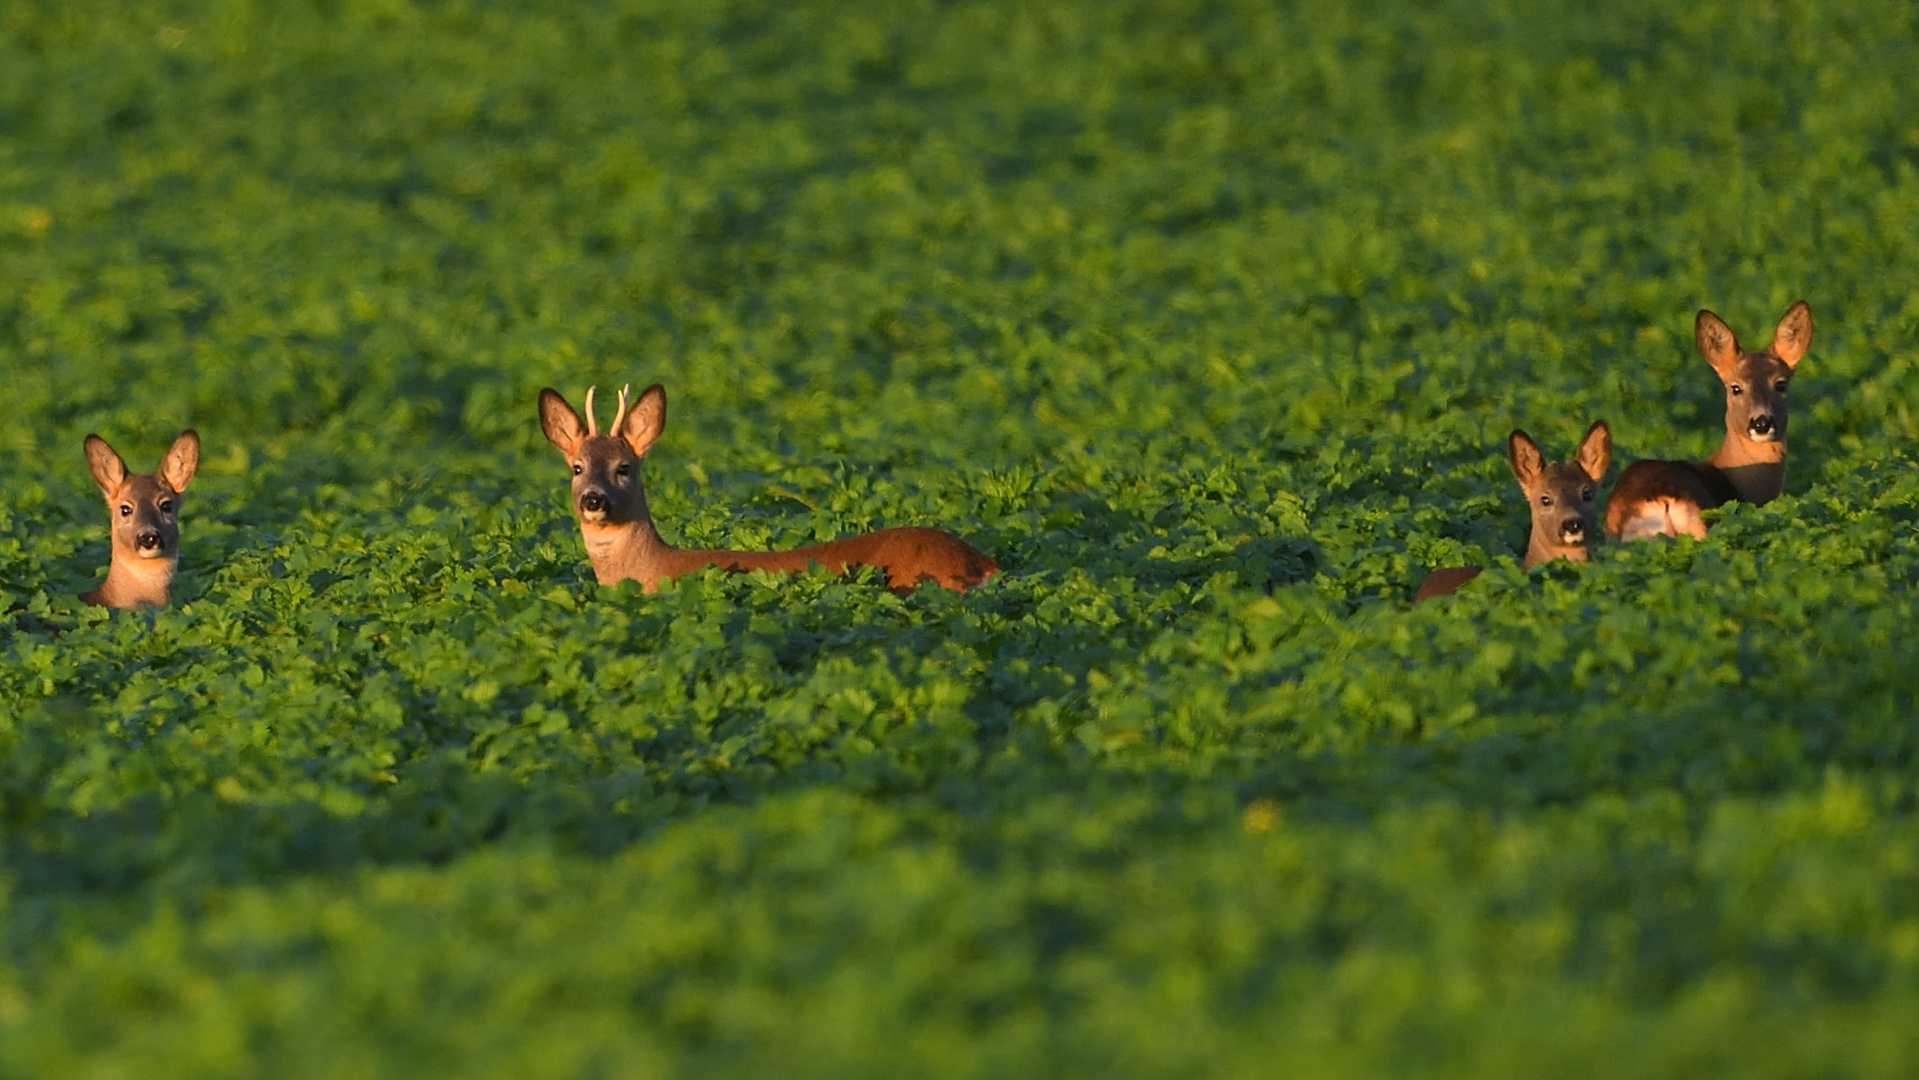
top-left (3, 0), bottom-right (1919, 1076)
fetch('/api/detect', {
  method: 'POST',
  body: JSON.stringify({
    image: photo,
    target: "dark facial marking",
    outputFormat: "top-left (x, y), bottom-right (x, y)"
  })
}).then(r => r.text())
top-left (110, 475), bottom-right (183, 558)
top-left (570, 434), bottom-right (647, 524)
top-left (1522, 461), bottom-right (1603, 553)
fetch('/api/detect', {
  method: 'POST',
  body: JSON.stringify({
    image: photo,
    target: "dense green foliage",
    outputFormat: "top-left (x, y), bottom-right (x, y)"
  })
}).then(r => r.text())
top-left (4, 0), bottom-right (1919, 1074)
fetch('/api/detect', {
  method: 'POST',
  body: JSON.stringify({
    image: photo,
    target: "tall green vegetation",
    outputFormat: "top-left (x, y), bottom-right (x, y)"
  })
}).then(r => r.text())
top-left (3, 0), bottom-right (1918, 1075)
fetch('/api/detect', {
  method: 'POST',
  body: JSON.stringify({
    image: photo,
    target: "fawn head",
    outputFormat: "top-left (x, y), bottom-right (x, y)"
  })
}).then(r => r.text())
top-left (538, 383), bottom-right (667, 528)
top-left (1508, 421), bottom-right (1610, 563)
top-left (85, 430), bottom-right (199, 563)
top-left (1697, 301), bottom-right (1811, 445)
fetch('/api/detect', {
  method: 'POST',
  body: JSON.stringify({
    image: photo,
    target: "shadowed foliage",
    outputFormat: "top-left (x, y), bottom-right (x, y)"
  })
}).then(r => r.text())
top-left (4, 0), bottom-right (1919, 1075)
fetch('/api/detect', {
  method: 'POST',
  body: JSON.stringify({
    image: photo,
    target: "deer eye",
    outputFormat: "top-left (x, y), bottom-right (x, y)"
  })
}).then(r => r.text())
top-left (120, 504), bottom-right (132, 517)
top-left (1729, 383), bottom-right (1744, 396)
top-left (1582, 488), bottom-right (1594, 502)
top-left (1774, 379), bottom-right (1788, 393)
top-left (159, 500), bottom-right (173, 513)
top-left (1539, 495), bottom-right (1553, 507)
top-left (572, 464), bottom-right (583, 476)
top-left (616, 463), bottom-right (631, 478)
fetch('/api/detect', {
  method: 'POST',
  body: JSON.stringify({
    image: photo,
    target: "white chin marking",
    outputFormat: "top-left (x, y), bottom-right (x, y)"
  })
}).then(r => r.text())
top-left (1748, 431), bottom-right (1778, 443)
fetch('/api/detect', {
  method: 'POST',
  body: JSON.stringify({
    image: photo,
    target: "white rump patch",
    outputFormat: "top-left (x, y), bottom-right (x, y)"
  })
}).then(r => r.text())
top-left (1668, 502), bottom-right (1707, 539)
top-left (1617, 500), bottom-right (1707, 542)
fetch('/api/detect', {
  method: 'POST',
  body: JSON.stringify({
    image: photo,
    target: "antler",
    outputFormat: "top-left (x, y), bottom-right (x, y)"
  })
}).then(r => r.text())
top-left (610, 384), bottom-right (632, 434)
top-left (583, 385), bottom-right (600, 436)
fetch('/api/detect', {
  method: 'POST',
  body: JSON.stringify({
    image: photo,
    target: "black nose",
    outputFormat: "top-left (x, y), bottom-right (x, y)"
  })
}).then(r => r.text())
top-left (580, 492), bottom-right (606, 513)
top-left (1749, 414), bottom-right (1774, 436)
top-left (136, 530), bottom-right (162, 549)
top-left (1561, 518), bottom-right (1584, 537)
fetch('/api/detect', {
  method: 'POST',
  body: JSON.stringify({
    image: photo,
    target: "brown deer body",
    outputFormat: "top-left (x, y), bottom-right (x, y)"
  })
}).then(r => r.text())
top-left (80, 430), bottom-right (200, 610)
top-left (1606, 302), bottom-right (1811, 542)
top-left (538, 384), bottom-right (998, 594)
top-left (1414, 422), bottom-right (1611, 603)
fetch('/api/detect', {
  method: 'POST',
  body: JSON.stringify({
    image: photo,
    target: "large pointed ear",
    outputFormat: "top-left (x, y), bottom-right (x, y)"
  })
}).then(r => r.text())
top-left (160, 429), bottom-right (199, 492)
top-left (622, 384), bottom-right (666, 457)
top-left (1575, 420), bottom-right (1611, 482)
top-left (1772, 300), bottom-right (1812, 368)
top-left (538, 388), bottom-right (586, 457)
top-left (84, 435), bottom-right (128, 496)
top-left (1696, 309), bottom-right (1739, 379)
top-left (1507, 429), bottom-right (1545, 489)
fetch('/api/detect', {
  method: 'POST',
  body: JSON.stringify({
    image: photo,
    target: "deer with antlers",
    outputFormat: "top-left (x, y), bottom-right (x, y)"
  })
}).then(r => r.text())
top-left (538, 384), bottom-right (998, 594)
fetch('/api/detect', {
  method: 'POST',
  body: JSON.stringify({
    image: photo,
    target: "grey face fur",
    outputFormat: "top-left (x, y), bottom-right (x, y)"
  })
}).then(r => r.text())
top-left (86, 431), bottom-right (198, 563)
top-left (538, 384), bottom-right (666, 529)
top-left (1698, 302), bottom-right (1811, 446)
top-left (1507, 421), bottom-right (1610, 563)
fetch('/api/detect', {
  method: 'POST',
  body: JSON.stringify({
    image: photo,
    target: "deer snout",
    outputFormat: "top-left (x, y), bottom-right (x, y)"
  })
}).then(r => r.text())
top-left (135, 529), bottom-right (165, 554)
top-left (1558, 517), bottom-right (1586, 543)
top-left (1747, 413), bottom-right (1777, 440)
top-left (578, 490), bottom-right (608, 519)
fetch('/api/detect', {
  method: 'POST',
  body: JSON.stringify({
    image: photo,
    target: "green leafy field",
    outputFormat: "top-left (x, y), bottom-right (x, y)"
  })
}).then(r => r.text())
top-left (4, 0), bottom-right (1919, 1075)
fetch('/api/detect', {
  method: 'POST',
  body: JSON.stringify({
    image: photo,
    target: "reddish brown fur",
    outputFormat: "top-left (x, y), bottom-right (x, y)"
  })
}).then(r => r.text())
top-left (1416, 421), bottom-right (1610, 603)
top-left (1606, 302), bottom-right (1811, 543)
top-left (538, 384), bottom-right (998, 594)
top-left (644, 527), bottom-right (999, 593)
top-left (1412, 565), bottom-right (1482, 603)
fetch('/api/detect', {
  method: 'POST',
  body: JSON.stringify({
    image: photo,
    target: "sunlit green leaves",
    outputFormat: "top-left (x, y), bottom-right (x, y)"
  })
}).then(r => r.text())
top-left (4, 0), bottom-right (1919, 1075)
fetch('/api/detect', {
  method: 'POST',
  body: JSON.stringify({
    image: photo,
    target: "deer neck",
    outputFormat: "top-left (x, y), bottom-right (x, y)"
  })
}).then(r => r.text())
top-left (90, 553), bottom-right (177, 609)
top-left (1704, 432), bottom-right (1786, 504)
top-left (578, 515), bottom-right (682, 590)
top-left (1521, 536), bottom-right (1589, 571)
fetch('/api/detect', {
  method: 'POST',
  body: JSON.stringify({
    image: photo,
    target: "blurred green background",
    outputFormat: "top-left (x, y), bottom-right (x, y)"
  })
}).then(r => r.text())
top-left (3, 0), bottom-right (1919, 1075)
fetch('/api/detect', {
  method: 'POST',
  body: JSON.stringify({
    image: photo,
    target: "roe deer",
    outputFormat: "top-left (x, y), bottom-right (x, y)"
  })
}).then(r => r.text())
top-left (537, 384), bottom-right (998, 594)
top-left (80, 430), bottom-right (200, 610)
top-left (1414, 422), bottom-right (1611, 603)
top-left (1605, 302), bottom-right (1811, 542)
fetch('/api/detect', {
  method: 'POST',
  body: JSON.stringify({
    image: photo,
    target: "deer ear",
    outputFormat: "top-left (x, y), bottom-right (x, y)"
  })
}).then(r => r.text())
top-left (538, 388), bottom-right (585, 456)
top-left (1772, 300), bottom-right (1812, 368)
top-left (1696, 309), bottom-right (1739, 379)
top-left (84, 435), bottom-right (128, 496)
top-left (1576, 420), bottom-right (1611, 482)
top-left (160, 429), bottom-right (199, 492)
top-left (622, 384), bottom-right (666, 457)
top-left (1507, 429), bottom-right (1545, 489)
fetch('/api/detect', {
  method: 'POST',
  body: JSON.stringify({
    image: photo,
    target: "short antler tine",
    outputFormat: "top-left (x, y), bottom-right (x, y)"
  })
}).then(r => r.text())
top-left (584, 385), bottom-right (600, 436)
top-left (611, 384), bottom-right (631, 433)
